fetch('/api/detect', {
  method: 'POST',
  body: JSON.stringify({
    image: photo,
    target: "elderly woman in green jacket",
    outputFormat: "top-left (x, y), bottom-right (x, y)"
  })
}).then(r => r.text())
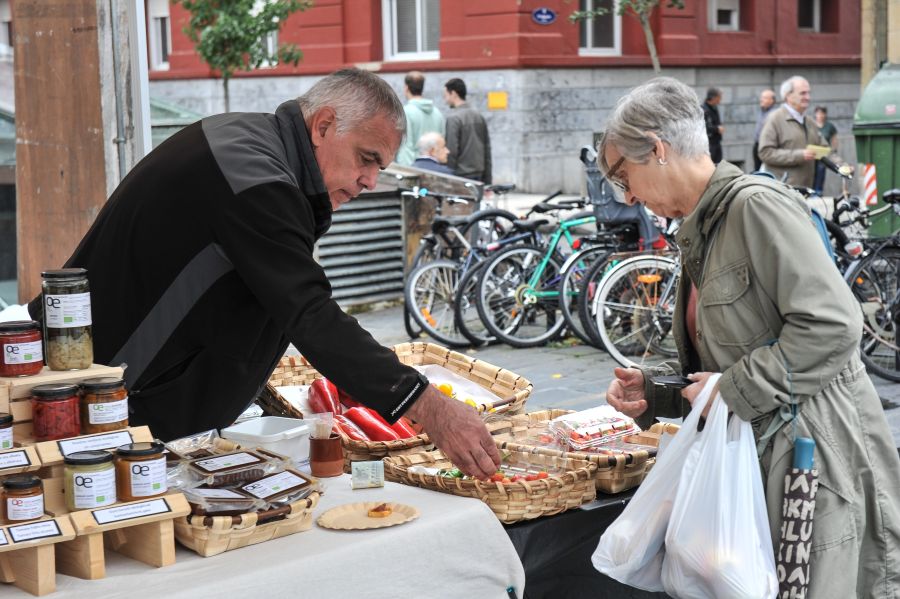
top-left (601, 77), bottom-right (900, 599)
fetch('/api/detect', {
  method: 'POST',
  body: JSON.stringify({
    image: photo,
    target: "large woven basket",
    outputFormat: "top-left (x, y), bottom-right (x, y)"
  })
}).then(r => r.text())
top-left (174, 492), bottom-right (320, 557)
top-left (490, 410), bottom-right (677, 494)
top-left (383, 448), bottom-right (596, 524)
top-left (262, 342), bottom-right (533, 472)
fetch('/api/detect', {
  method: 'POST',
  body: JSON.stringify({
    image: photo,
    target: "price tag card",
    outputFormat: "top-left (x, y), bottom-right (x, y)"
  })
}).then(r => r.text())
top-left (9, 520), bottom-right (62, 543)
top-left (92, 498), bottom-right (171, 525)
top-left (0, 450), bottom-right (31, 470)
top-left (58, 430), bottom-right (134, 456)
top-left (0, 529), bottom-right (8, 546)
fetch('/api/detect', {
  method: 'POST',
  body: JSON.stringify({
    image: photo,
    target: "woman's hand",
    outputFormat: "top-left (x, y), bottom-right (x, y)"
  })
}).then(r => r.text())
top-left (606, 367), bottom-right (648, 418)
top-left (681, 372), bottom-right (719, 418)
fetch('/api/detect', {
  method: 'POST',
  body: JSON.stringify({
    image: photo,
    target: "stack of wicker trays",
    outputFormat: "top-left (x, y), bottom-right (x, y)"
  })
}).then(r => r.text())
top-left (383, 447), bottom-right (596, 524)
top-left (261, 342), bottom-right (533, 472)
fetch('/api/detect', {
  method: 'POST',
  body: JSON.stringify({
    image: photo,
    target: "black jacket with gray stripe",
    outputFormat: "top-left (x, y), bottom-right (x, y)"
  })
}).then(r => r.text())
top-left (29, 101), bottom-right (427, 440)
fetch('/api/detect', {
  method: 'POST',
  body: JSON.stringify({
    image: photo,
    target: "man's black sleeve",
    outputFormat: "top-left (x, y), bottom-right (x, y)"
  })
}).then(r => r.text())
top-left (213, 181), bottom-right (427, 423)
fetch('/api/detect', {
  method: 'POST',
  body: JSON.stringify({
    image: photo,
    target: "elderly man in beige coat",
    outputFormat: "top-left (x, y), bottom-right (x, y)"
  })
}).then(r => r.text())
top-left (758, 76), bottom-right (828, 188)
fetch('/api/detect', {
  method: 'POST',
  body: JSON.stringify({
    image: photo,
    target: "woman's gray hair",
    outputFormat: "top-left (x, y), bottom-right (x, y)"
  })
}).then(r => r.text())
top-left (779, 76), bottom-right (808, 101)
top-left (598, 77), bottom-right (708, 173)
top-left (297, 68), bottom-right (406, 135)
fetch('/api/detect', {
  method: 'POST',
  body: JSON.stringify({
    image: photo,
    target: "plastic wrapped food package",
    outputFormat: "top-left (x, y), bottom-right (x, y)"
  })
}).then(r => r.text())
top-left (186, 450), bottom-right (280, 487)
top-left (550, 406), bottom-right (641, 452)
top-left (182, 487), bottom-right (266, 517)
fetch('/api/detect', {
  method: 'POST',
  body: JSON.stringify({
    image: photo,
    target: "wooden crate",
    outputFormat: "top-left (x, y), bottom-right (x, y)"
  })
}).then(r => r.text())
top-left (0, 364), bottom-right (125, 448)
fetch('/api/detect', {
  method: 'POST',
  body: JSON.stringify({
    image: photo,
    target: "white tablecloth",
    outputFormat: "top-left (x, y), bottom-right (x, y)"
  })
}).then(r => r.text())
top-left (51, 474), bottom-right (526, 599)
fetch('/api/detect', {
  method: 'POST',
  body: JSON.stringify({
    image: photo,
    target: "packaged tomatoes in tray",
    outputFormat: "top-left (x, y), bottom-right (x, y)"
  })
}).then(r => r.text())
top-left (549, 406), bottom-right (641, 452)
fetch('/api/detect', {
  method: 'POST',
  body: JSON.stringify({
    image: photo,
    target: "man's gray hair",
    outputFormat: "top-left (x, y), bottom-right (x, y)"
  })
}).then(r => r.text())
top-left (416, 131), bottom-right (444, 155)
top-left (598, 77), bottom-right (708, 173)
top-left (297, 68), bottom-right (406, 135)
top-left (779, 76), bottom-right (808, 101)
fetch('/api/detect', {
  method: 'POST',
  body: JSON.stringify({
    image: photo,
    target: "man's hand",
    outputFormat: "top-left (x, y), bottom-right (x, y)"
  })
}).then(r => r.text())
top-left (717, 125), bottom-right (725, 135)
top-left (802, 149), bottom-right (816, 161)
top-left (606, 367), bottom-right (648, 418)
top-left (406, 385), bottom-right (501, 480)
top-left (682, 372), bottom-right (719, 418)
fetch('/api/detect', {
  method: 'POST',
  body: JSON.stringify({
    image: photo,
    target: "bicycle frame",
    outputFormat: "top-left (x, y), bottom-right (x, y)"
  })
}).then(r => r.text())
top-left (522, 215), bottom-right (597, 300)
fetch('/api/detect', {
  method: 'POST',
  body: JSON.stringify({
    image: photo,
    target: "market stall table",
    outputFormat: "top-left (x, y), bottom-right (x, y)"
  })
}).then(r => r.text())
top-left (47, 475), bottom-right (525, 599)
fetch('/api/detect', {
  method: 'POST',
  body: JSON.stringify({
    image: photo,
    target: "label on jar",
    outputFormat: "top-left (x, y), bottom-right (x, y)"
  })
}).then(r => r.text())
top-left (128, 456), bottom-right (167, 498)
top-left (71, 466), bottom-right (117, 508)
top-left (93, 498), bottom-right (170, 525)
top-left (44, 292), bottom-right (92, 328)
top-left (0, 427), bottom-right (13, 450)
top-left (193, 452), bottom-right (262, 473)
top-left (87, 398), bottom-right (129, 424)
top-left (8, 520), bottom-right (61, 543)
top-left (6, 494), bottom-right (44, 521)
top-left (2, 340), bottom-right (43, 365)
top-left (241, 471), bottom-right (307, 500)
top-left (58, 430), bottom-right (134, 456)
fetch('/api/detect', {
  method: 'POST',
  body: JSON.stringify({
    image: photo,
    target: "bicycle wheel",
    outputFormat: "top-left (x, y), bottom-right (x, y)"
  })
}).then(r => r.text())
top-left (591, 255), bottom-right (679, 367)
top-left (577, 254), bottom-right (621, 348)
top-left (403, 238), bottom-right (440, 340)
top-left (452, 260), bottom-right (497, 347)
top-left (558, 246), bottom-right (613, 346)
top-left (462, 209), bottom-right (518, 248)
top-left (850, 245), bottom-right (900, 382)
top-left (404, 260), bottom-right (469, 348)
top-left (475, 245), bottom-right (566, 348)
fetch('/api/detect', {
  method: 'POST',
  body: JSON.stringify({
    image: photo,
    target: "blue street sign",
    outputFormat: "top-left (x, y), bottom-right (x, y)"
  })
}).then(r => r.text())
top-left (532, 8), bottom-right (557, 26)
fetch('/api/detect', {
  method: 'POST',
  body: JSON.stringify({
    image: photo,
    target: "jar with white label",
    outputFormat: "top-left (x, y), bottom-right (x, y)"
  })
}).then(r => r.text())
top-left (2, 475), bottom-right (44, 524)
top-left (0, 413), bottom-right (12, 450)
top-left (41, 268), bottom-right (93, 371)
top-left (79, 377), bottom-right (129, 434)
top-left (115, 442), bottom-right (167, 501)
top-left (0, 320), bottom-right (44, 377)
top-left (64, 450), bottom-right (116, 510)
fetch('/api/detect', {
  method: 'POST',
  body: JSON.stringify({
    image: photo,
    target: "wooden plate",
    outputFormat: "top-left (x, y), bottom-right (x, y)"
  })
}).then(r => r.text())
top-left (316, 502), bottom-right (419, 531)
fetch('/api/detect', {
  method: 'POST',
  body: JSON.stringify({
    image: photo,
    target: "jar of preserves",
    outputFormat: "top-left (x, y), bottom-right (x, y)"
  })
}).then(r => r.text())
top-left (0, 320), bottom-right (44, 377)
top-left (41, 268), bottom-right (93, 371)
top-left (64, 450), bottom-right (116, 510)
top-left (80, 377), bottom-right (129, 434)
top-left (1, 474), bottom-right (44, 523)
top-left (32, 383), bottom-right (81, 442)
top-left (0, 413), bottom-right (12, 450)
top-left (115, 442), bottom-right (167, 501)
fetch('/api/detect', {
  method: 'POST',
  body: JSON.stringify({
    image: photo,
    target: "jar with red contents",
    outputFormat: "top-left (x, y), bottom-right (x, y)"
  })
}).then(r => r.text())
top-left (0, 321), bottom-right (44, 377)
top-left (32, 383), bottom-right (81, 442)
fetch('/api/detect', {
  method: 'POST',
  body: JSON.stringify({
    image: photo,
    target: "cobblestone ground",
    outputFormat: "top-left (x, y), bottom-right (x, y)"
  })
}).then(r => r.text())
top-left (351, 303), bottom-right (900, 448)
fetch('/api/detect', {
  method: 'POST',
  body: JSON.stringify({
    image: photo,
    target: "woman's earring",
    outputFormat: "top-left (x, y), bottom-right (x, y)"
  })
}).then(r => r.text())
top-left (657, 157), bottom-right (668, 166)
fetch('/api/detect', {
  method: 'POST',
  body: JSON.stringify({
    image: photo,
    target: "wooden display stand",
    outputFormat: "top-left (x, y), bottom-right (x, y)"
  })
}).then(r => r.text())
top-left (0, 364), bottom-right (125, 446)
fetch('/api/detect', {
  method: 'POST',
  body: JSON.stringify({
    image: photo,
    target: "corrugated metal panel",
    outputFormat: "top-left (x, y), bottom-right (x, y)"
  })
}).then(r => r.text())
top-left (316, 192), bottom-right (406, 306)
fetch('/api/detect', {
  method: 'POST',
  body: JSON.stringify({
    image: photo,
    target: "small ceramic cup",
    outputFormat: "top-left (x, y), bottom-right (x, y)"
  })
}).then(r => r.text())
top-left (309, 434), bottom-right (344, 477)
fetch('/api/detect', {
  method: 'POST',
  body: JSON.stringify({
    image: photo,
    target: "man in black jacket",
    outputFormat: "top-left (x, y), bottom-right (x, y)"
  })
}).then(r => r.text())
top-left (29, 69), bottom-right (501, 478)
top-left (443, 78), bottom-right (492, 183)
top-left (702, 87), bottom-right (724, 163)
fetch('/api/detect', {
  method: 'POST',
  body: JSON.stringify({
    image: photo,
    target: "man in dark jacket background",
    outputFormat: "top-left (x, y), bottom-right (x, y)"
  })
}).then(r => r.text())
top-left (443, 78), bottom-right (492, 183)
top-left (701, 87), bottom-right (724, 163)
top-left (29, 69), bottom-right (501, 479)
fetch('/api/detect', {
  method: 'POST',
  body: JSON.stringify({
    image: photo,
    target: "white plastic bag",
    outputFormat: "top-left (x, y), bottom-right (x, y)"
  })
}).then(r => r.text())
top-left (591, 377), bottom-right (718, 591)
top-left (661, 381), bottom-right (777, 599)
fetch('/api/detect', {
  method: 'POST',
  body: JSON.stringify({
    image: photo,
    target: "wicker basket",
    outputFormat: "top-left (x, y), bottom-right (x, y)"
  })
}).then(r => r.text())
top-left (490, 410), bottom-right (678, 495)
top-left (174, 492), bottom-right (320, 557)
top-left (262, 342), bottom-right (534, 472)
top-left (383, 448), bottom-right (596, 524)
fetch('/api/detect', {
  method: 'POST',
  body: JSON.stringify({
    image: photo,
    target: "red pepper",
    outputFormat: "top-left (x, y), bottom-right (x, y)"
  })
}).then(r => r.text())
top-left (343, 407), bottom-right (402, 442)
top-left (333, 414), bottom-right (370, 441)
top-left (390, 417), bottom-right (418, 439)
top-left (336, 386), bottom-right (363, 410)
top-left (309, 379), bottom-right (342, 415)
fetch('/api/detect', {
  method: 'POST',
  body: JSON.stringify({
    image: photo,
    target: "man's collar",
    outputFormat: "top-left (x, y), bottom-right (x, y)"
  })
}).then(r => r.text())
top-left (783, 103), bottom-right (806, 123)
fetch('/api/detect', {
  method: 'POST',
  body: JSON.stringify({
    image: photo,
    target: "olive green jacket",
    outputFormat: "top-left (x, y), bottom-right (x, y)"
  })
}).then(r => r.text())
top-left (637, 162), bottom-right (900, 598)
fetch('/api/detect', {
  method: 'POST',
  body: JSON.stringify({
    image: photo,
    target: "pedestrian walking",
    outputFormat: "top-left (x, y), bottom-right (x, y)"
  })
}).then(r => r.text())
top-left (443, 78), bottom-right (492, 183)
top-left (701, 87), bottom-right (724, 163)
top-left (752, 88), bottom-right (776, 171)
top-left (395, 71), bottom-right (445, 166)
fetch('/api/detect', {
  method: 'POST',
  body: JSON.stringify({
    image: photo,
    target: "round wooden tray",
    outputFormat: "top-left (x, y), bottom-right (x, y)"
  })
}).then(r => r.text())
top-left (316, 502), bottom-right (419, 531)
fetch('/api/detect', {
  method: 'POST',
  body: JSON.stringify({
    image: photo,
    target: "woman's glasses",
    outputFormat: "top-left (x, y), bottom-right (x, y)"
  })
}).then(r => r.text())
top-left (605, 156), bottom-right (629, 194)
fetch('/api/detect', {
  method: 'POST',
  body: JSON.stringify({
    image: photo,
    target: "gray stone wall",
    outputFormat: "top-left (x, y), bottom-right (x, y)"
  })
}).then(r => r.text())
top-left (150, 66), bottom-right (860, 196)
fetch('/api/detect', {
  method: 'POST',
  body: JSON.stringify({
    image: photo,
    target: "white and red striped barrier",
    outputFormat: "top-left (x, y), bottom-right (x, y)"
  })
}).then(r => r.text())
top-left (864, 163), bottom-right (878, 206)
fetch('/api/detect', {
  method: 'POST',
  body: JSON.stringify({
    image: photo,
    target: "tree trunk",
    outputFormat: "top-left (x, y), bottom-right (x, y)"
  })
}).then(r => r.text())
top-left (639, 13), bottom-right (661, 73)
top-left (223, 78), bottom-right (230, 113)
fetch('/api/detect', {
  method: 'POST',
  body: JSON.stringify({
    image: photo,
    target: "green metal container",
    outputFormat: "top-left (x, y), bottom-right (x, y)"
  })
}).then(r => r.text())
top-left (853, 63), bottom-right (900, 236)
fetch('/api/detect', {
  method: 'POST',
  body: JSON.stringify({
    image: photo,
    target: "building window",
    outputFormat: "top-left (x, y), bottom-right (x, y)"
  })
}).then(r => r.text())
top-left (253, 1), bottom-right (279, 67)
top-left (797, 0), bottom-right (821, 31)
top-left (0, 0), bottom-right (12, 59)
top-left (383, 0), bottom-right (440, 61)
top-left (709, 0), bottom-right (740, 31)
top-left (578, 0), bottom-right (621, 56)
top-left (148, 0), bottom-right (171, 70)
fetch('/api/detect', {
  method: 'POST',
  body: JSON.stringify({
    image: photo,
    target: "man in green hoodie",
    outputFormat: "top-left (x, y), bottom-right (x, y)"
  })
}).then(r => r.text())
top-left (395, 71), bottom-right (445, 166)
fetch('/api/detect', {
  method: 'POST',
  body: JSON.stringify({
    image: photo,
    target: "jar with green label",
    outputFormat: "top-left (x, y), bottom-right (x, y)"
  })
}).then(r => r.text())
top-left (41, 268), bottom-right (93, 371)
top-left (64, 450), bottom-right (116, 510)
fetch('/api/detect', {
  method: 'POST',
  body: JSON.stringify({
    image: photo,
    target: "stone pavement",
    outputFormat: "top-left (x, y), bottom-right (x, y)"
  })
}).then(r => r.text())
top-left (352, 303), bottom-right (900, 448)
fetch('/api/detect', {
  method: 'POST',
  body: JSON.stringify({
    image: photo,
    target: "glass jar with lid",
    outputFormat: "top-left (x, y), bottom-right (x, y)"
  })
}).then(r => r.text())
top-left (115, 442), bottom-right (167, 501)
top-left (32, 383), bottom-right (81, 441)
top-left (0, 413), bottom-right (12, 450)
top-left (80, 377), bottom-right (129, 434)
top-left (41, 268), bottom-right (93, 371)
top-left (1, 474), bottom-right (44, 523)
top-left (64, 450), bottom-right (117, 510)
top-left (0, 320), bottom-right (44, 377)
